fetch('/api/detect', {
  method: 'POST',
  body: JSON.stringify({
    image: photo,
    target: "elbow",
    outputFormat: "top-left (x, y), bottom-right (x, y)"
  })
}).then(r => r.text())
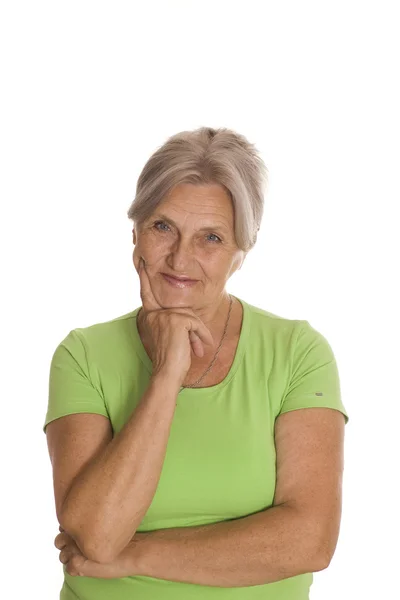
top-left (284, 505), bottom-right (333, 574)
top-left (299, 539), bottom-right (330, 574)
top-left (299, 543), bottom-right (329, 575)
top-left (90, 532), bottom-right (138, 565)
top-left (296, 530), bottom-right (333, 574)
top-left (290, 505), bottom-right (338, 573)
top-left (85, 538), bottom-right (132, 565)
top-left (312, 550), bottom-right (330, 573)
top-left (59, 511), bottom-right (127, 565)
top-left (83, 543), bottom-right (116, 565)
top-left (89, 532), bottom-right (139, 565)
top-left (313, 535), bottom-right (336, 572)
top-left (59, 513), bottom-right (105, 564)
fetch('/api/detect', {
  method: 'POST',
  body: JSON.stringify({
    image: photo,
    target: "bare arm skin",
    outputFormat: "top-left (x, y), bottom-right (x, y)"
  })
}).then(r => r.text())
top-left (56, 374), bottom-right (180, 563)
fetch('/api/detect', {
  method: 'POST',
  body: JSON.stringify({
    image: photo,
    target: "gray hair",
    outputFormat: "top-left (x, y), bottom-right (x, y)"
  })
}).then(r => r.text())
top-left (127, 126), bottom-right (268, 252)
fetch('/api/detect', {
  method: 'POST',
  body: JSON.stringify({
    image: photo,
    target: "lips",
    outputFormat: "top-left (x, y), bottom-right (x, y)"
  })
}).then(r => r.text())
top-left (161, 273), bottom-right (197, 282)
top-left (161, 273), bottom-right (198, 288)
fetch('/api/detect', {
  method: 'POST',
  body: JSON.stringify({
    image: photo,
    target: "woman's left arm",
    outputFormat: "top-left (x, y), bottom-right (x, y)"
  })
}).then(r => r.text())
top-left (131, 502), bottom-right (326, 587)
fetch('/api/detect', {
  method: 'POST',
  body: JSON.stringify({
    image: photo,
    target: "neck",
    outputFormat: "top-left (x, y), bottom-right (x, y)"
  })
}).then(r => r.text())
top-left (186, 292), bottom-right (232, 330)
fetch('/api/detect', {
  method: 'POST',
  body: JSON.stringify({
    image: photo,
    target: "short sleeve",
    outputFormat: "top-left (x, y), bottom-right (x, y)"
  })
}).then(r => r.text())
top-left (43, 329), bottom-right (110, 433)
top-left (279, 320), bottom-right (349, 424)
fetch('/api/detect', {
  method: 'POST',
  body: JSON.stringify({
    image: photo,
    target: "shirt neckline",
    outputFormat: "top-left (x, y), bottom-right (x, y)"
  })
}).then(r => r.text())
top-left (130, 294), bottom-right (250, 396)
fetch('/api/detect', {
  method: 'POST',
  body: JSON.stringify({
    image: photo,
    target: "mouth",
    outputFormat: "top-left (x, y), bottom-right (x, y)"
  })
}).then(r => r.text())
top-left (161, 273), bottom-right (198, 289)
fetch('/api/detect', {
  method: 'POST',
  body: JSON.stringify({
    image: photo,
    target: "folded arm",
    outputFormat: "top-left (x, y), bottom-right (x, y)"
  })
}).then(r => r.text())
top-left (128, 408), bottom-right (345, 587)
top-left (131, 503), bottom-right (327, 587)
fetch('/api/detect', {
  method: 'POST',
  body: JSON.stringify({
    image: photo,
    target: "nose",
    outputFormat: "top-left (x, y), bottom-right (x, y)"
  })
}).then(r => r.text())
top-left (167, 236), bottom-right (195, 271)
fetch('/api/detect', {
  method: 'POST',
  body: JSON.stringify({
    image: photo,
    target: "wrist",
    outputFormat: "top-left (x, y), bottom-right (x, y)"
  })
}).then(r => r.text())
top-left (150, 372), bottom-right (182, 396)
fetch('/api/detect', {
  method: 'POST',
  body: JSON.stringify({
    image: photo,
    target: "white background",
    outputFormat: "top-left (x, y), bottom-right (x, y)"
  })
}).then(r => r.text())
top-left (1, 1), bottom-right (399, 598)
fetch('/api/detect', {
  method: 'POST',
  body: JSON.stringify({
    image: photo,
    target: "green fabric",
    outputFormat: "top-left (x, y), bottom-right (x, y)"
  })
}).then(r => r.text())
top-left (44, 296), bottom-right (349, 599)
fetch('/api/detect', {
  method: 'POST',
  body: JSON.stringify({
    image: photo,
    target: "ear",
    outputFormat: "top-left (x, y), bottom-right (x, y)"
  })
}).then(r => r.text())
top-left (132, 227), bottom-right (137, 245)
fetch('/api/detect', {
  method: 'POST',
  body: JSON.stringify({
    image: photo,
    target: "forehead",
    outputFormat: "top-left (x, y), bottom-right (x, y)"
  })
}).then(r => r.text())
top-left (158, 183), bottom-right (234, 223)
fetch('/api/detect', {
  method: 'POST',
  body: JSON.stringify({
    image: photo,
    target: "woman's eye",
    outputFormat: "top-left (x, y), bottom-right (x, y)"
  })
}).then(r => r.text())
top-left (154, 221), bottom-right (169, 231)
top-left (153, 221), bottom-right (220, 243)
top-left (207, 233), bottom-right (221, 243)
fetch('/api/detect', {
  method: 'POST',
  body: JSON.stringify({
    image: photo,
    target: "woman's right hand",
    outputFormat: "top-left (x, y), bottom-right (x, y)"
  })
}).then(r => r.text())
top-left (137, 258), bottom-right (214, 387)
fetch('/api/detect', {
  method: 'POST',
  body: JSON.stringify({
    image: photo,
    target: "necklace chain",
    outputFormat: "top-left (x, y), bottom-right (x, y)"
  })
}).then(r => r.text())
top-left (181, 294), bottom-right (233, 389)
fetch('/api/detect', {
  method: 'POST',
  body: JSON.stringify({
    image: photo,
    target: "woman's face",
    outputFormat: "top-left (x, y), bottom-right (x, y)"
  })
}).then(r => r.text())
top-left (132, 183), bottom-right (246, 309)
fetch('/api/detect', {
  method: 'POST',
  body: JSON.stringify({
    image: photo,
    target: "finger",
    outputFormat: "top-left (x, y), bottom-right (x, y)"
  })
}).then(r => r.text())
top-left (169, 308), bottom-right (214, 348)
top-left (59, 548), bottom-right (71, 564)
top-left (187, 320), bottom-right (214, 348)
top-left (55, 533), bottom-right (67, 549)
top-left (189, 331), bottom-right (204, 358)
top-left (138, 258), bottom-right (161, 312)
top-left (66, 554), bottom-right (89, 578)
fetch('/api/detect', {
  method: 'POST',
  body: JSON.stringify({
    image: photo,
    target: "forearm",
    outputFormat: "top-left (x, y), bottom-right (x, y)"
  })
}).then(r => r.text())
top-left (60, 374), bottom-right (180, 563)
top-left (133, 505), bottom-right (326, 587)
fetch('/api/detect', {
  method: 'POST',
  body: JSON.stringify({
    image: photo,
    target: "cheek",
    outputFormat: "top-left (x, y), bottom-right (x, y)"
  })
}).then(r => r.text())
top-left (208, 252), bottom-right (235, 274)
top-left (204, 249), bottom-right (232, 269)
top-left (133, 233), bottom-right (168, 269)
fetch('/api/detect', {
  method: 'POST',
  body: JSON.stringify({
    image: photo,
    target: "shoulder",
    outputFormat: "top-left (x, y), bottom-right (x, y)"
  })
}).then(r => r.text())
top-left (239, 297), bottom-right (332, 358)
top-left (241, 297), bottom-right (305, 338)
top-left (72, 308), bottom-right (139, 341)
top-left (52, 308), bottom-right (140, 360)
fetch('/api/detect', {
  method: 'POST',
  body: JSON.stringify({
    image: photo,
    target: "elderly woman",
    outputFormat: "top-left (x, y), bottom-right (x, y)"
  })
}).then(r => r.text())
top-left (44, 126), bottom-right (349, 600)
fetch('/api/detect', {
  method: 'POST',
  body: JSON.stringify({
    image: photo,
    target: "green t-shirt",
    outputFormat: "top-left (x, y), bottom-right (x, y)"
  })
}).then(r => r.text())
top-left (44, 295), bottom-right (349, 600)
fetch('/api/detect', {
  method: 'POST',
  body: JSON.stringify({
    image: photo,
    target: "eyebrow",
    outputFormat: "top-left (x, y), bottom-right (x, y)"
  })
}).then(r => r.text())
top-left (152, 213), bottom-right (229, 234)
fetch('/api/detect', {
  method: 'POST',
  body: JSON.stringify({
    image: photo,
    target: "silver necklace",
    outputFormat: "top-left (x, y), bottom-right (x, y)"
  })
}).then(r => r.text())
top-left (181, 294), bottom-right (233, 390)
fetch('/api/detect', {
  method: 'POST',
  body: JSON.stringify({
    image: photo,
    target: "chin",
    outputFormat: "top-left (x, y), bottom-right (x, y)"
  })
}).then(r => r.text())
top-left (157, 289), bottom-right (197, 306)
top-left (159, 294), bottom-right (196, 306)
